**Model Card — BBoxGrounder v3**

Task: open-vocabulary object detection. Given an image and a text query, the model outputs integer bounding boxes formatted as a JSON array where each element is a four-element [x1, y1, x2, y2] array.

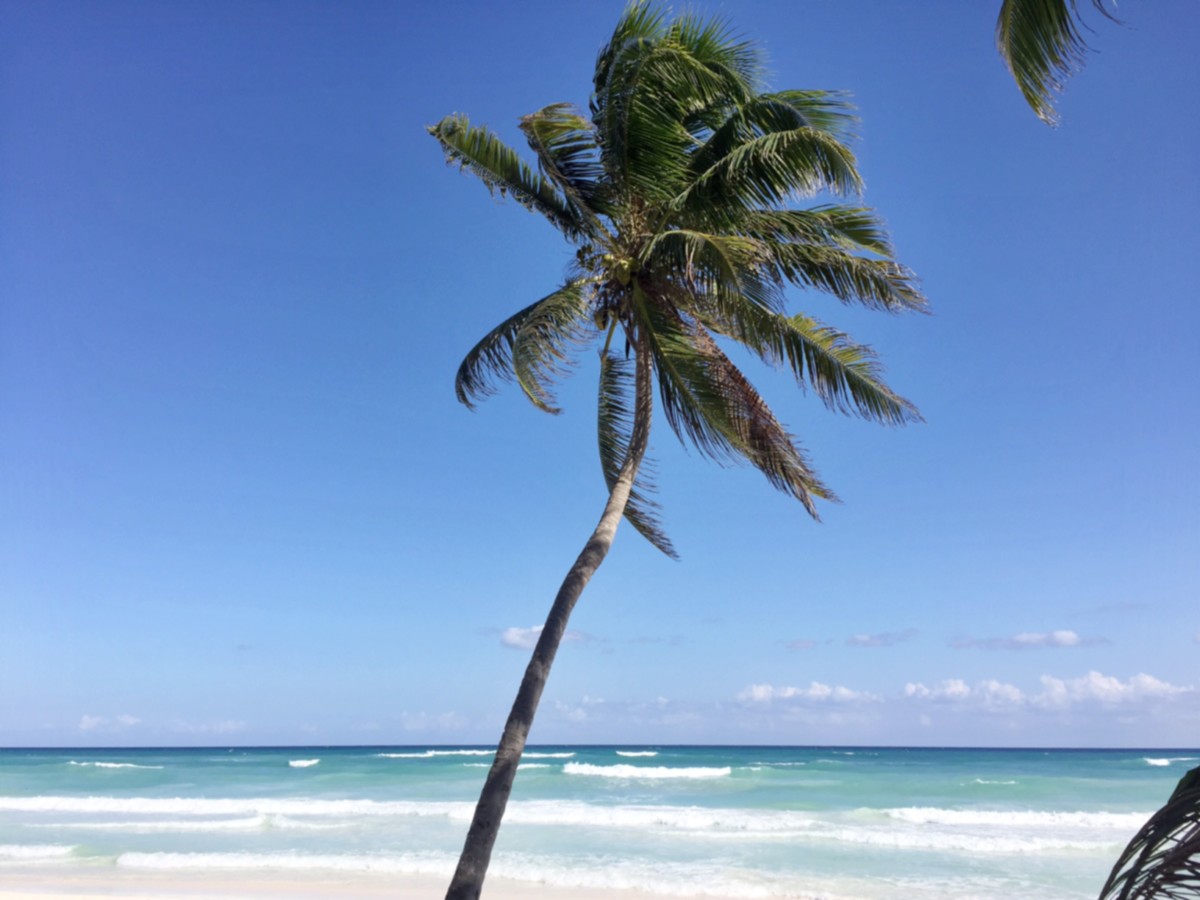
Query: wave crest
[[563, 763, 731, 780]]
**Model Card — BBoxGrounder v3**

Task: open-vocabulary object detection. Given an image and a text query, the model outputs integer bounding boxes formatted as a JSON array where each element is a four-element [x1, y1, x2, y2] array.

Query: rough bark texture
[[445, 339, 653, 900]]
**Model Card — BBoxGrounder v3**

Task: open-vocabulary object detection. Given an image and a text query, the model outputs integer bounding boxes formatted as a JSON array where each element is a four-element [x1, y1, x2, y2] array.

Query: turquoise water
[[0, 746, 1195, 898]]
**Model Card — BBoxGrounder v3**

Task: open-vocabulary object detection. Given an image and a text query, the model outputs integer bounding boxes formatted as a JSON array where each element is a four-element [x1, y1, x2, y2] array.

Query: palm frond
[[741, 206, 894, 257], [672, 127, 863, 222], [594, 6, 762, 205], [996, 0, 1119, 126], [688, 91, 857, 178], [429, 114, 585, 239], [456, 280, 593, 413], [598, 351, 677, 558], [593, 1, 666, 104], [643, 229, 763, 291], [763, 241, 927, 313], [1098, 766, 1200, 900], [666, 10, 761, 89], [519, 104, 610, 226], [600, 43, 755, 203], [764, 90, 859, 142], [637, 289, 834, 517], [702, 301, 921, 426]]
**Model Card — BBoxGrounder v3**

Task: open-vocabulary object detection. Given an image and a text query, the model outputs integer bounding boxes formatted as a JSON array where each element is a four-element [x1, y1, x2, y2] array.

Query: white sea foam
[[517, 763, 551, 770], [1144, 757, 1197, 766], [0, 844, 76, 860], [883, 807, 1148, 830], [288, 759, 320, 768], [0, 795, 474, 820], [502, 800, 817, 833], [111, 847, 906, 897], [805, 825, 1115, 854], [969, 778, 1018, 785], [68, 761, 163, 770], [564, 763, 731, 780], [34, 816, 271, 833], [376, 749, 493, 759], [523, 752, 575, 759], [117, 850, 450, 875], [615, 750, 659, 757]]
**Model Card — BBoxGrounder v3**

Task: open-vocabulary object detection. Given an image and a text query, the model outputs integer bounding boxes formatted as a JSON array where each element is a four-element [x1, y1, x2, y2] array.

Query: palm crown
[[430, 3, 926, 558]]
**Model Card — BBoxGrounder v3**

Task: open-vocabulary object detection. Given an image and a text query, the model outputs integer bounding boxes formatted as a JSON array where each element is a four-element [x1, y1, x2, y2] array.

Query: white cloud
[[115, 714, 141, 727], [501, 625, 583, 650], [78, 714, 106, 731], [906, 671, 1191, 714], [1034, 671, 1191, 708], [952, 629, 1105, 650], [904, 678, 974, 701], [501, 626, 542, 649], [738, 682, 876, 704], [846, 629, 916, 648]]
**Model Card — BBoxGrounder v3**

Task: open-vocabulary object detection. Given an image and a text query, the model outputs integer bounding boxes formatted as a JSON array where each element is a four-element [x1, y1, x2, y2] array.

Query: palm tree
[[996, 0, 1119, 125], [1098, 765, 1200, 899], [429, 4, 926, 897]]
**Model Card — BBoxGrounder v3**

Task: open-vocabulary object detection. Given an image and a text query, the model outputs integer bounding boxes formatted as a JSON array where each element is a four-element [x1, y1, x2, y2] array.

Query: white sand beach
[[0, 871, 647, 900]]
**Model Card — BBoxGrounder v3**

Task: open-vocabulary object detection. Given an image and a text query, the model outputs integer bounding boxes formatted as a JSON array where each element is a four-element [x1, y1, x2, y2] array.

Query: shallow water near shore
[[1, 745, 1195, 898]]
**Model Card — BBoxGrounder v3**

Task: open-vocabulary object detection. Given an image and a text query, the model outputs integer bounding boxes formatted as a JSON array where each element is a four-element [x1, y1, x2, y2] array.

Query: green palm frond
[[996, 0, 1119, 126], [456, 281, 593, 413], [741, 207, 893, 257], [592, 1, 666, 102], [1098, 766, 1200, 899], [429, 114, 585, 239], [764, 90, 859, 142], [439, 1, 926, 551], [598, 351, 677, 558], [638, 289, 833, 517], [703, 301, 920, 426], [673, 127, 863, 221], [643, 229, 763, 291], [763, 241, 927, 313], [601, 45, 751, 202], [594, 8, 760, 203], [665, 11, 760, 90], [519, 104, 609, 224], [688, 91, 857, 178]]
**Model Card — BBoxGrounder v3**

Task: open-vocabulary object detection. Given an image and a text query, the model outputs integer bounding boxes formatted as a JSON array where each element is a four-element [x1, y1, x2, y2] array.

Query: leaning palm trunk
[[445, 341, 653, 900], [433, 6, 927, 896]]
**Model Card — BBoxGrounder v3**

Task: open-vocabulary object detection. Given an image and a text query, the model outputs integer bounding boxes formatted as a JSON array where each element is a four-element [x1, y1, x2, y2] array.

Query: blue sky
[[2, 1, 1196, 749]]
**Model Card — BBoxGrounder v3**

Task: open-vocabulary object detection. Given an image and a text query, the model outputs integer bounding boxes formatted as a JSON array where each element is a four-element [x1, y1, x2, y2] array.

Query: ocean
[[0, 745, 1195, 898]]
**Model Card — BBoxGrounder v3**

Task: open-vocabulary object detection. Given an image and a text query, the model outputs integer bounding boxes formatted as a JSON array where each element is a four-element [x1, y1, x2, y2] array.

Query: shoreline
[[0, 871, 649, 900]]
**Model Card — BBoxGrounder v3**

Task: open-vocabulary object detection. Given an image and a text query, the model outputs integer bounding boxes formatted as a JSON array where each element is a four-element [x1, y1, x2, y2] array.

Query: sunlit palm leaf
[[638, 289, 833, 517], [741, 207, 893, 257], [598, 352, 677, 558], [643, 229, 763, 291], [701, 300, 920, 426], [519, 104, 609, 223], [455, 281, 592, 413], [996, 0, 1118, 126], [688, 91, 857, 179], [673, 127, 863, 220], [429, 114, 585, 239], [1098, 766, 1200, 900], [763, 241, 927, 312]]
